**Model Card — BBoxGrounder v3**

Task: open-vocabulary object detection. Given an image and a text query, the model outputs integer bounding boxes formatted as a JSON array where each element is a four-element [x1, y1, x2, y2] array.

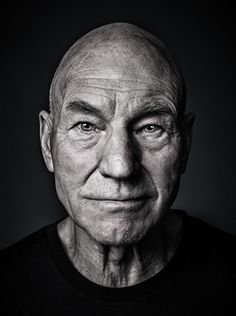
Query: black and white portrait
[[0, 2, 235, 315]]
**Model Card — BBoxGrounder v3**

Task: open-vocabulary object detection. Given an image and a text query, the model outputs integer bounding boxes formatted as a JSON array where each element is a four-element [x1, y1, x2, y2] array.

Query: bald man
[[0, 23, 235, 315]]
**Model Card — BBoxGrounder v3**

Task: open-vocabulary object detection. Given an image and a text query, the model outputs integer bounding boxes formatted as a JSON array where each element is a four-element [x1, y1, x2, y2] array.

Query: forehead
[[55, 38, 179, 117], [61, 37, 169, 85], [60, 75, 177, 120]]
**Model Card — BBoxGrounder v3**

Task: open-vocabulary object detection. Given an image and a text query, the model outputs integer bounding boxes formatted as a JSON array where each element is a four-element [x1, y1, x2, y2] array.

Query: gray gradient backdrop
[[1, 1, 235, 249]]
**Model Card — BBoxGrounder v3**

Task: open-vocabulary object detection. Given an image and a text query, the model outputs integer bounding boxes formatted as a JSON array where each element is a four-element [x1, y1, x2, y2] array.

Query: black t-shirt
[[0, 211, 235, 315]]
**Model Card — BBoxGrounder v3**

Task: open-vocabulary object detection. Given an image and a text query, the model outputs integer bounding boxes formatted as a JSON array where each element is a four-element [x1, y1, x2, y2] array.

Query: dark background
[[1, 1, 235, 249]]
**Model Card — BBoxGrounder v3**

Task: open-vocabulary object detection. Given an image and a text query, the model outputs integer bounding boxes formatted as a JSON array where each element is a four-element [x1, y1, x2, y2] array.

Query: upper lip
[[85, 195, 150, 201]]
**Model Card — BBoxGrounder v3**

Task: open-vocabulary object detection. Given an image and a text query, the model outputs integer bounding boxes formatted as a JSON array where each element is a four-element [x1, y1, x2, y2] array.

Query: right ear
[[39, 110, 54, 172]]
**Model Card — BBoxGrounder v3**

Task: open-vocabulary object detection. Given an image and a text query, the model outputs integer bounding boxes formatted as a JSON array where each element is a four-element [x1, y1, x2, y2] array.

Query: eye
[[80, 122, 93, 131], [141, 124, 164, 137], [143, 124, 162, 133], [76, 122, 98, 133], [134, 123, 164, 139]]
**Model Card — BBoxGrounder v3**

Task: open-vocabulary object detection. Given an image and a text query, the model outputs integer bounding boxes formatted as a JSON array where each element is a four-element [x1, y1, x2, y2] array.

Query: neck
[[57, 211, 182, 287]]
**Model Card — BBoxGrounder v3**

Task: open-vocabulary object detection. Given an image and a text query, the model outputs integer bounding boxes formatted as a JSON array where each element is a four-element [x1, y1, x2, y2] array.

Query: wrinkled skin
[[40, 23, 194, 287]]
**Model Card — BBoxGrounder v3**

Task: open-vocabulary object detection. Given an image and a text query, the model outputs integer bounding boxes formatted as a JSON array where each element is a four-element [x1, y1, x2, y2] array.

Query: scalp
[[49, 23, 186, 119]]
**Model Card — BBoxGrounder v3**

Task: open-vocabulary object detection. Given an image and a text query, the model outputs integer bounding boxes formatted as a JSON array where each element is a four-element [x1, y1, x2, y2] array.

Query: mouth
[[85, 195, 151, 202], [84, 195, 152, 212]]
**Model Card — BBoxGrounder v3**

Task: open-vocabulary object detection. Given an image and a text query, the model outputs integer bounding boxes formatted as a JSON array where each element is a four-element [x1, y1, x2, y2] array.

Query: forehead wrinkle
[[60, 75, 178, 94], [54, 79, 179, 125], [63, 69, 169, 85], [54, 37, 177, 104], [64, 76, 160, 87], [63, 89, 114, 104], [60, 77, 179, 122], [65, 84, 156, 93], [64, 97, 116, 120], [127, 95, 177, 118], [61, 89, 118, 123], [107, 93, 178, 124]]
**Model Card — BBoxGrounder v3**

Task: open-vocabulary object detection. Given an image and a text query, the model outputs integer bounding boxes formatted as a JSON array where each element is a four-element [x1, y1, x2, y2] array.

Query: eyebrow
[[131, 103, 177, 122], [65, 99, 177, 121], [65, 100, 104, 118]]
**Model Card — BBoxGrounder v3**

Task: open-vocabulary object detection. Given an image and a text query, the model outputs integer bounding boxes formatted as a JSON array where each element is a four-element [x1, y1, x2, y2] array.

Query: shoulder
[[173, 209, 236, 276], [174, 209, 236, 284], [1, 225, 49, 258], [0, 223, 57, 284], [0, 223, 59, 313], [175, 209, 235, 245], [170, 210, 236, 311]]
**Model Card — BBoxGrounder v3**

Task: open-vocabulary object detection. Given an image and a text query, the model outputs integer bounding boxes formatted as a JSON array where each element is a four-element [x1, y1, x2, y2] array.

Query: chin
[[88, 218, 154, 246]]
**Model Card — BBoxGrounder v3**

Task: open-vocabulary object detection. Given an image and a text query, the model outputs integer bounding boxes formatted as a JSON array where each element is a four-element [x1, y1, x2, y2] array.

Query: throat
[[100, 249, 167, 287], [98, 245, 152, 287]]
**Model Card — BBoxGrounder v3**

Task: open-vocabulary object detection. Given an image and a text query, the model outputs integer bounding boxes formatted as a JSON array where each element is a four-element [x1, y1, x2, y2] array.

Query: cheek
[[53, 133, 99, 178], [51, 134, 100, 207], [143, 142, 181, 195]]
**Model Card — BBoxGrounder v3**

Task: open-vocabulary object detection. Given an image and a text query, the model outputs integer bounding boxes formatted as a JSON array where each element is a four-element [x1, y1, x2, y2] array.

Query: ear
[[180, 112, 195, 174], [39, 110, 54, 173]]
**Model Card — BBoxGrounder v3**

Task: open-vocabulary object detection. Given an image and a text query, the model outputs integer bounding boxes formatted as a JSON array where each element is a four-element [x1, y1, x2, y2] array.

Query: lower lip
[[86, 199, 147, 212]]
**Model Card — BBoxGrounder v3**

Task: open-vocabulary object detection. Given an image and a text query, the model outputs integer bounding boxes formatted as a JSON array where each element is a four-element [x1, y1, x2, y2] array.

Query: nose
[[99, 130, 137, 180]]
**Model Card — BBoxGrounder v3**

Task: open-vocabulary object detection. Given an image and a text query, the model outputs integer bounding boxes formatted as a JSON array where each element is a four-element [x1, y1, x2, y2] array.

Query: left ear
[[180, 112, 195, 174]]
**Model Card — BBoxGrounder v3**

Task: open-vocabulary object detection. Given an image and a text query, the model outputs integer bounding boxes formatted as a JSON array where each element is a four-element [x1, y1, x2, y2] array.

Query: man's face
[[42, 42, 187, 246]]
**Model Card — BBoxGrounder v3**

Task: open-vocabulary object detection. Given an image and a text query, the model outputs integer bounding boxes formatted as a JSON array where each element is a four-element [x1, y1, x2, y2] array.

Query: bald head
[[49, 23, 186, 118]]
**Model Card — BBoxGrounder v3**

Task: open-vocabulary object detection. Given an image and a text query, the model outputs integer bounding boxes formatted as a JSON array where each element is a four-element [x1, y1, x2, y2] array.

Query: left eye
[[143, 124, 162, 133], [77, 122, 96, 132]]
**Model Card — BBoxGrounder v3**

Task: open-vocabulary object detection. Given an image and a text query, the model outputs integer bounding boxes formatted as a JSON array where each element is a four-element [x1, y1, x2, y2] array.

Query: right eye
[[75, 122, 98, 133]]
